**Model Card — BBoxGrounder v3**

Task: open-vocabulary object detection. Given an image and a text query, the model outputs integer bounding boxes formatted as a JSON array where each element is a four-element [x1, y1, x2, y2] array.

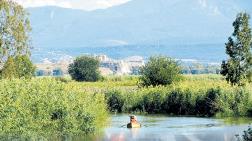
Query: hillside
[[28, 0, 252, 62]]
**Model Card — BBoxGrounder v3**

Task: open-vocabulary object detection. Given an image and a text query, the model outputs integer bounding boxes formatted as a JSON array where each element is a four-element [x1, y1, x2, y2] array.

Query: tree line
[[0, 0, 251, 87]]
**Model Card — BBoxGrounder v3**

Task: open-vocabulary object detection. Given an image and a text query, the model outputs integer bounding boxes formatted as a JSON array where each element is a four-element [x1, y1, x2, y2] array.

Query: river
[[83, 114, 251, 141]]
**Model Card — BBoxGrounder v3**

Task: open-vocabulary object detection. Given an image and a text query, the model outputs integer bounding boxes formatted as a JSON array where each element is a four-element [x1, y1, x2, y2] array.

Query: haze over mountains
[[28, 0, 252, 63]]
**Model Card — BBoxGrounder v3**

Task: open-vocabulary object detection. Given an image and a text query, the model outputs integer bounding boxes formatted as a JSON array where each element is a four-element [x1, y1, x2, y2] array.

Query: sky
[[13, 0, 131, 11]]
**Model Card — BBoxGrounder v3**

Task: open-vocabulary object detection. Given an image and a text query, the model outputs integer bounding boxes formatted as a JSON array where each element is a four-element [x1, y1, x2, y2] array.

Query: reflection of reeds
[[236, 126, 252, 141]]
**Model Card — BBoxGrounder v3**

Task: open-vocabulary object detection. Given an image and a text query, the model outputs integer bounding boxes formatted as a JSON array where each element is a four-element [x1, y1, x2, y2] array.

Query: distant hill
[[28, 0, 252, 62]]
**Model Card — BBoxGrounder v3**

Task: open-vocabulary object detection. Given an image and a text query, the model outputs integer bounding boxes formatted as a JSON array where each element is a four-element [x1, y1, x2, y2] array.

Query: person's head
[[130, 115, 137, 121]]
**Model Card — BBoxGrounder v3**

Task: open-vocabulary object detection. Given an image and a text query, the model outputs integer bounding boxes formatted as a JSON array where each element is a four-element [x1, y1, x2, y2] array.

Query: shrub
[[142, 89, 165, 113], [0, 57, 17, 79], [0, 55, 35, 79], [0, 79, 108, 137], [217, 88, 250, 117], [139, 56, 182, 87], [163, 89, 196, 115], [230, 89, 249, 116], [68, 56, 101, 82], [14, 55, 36, 79], [105, 90, 125, 113], [122, 91, 142, 112], [195, 88, 222, 117]]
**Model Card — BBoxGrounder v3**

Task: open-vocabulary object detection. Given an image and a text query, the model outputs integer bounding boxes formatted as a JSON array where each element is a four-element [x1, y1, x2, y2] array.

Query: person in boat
[[127, 115, 141, 128]]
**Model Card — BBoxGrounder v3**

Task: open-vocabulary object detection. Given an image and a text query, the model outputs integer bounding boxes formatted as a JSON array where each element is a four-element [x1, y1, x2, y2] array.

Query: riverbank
[[0, 74, 251, 137], [83, 74, 252, 117]]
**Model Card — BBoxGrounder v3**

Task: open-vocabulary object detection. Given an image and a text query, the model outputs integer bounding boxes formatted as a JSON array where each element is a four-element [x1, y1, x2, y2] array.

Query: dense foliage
[[104, 75, 252, 117], [0, 57, 17, 79], [0, 55, 35, 79], [64, 74, 252, 117], [140, 56, 182, 87], [105, 90, 125, 113], [221, 12, 252, 86], [14, 55, 35, 79], [0, 78, 108, 137], [0, 0, 31, 65], [68, 56, 101, 82]]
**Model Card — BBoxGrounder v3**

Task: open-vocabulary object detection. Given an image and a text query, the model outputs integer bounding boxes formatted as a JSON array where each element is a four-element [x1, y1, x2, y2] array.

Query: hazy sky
[[13, 0, 131, 10]]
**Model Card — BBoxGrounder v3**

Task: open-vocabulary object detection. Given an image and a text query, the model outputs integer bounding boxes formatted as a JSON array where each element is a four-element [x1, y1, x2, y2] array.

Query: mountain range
[[28, 0, 252, 62]]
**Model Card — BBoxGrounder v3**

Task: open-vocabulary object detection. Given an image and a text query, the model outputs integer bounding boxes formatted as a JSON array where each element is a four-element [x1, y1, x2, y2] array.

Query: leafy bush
[[68, 56, 101, 82], [0, 57, 17, 79], [15, 55, 36, 79], [195, 88, 221, 117], [139, 56, 182, 87], [141, 89, 165, 113], [105, 90, 125, 113], [163, 89, 196, 115], [0, 79, 108, 137], [0, 55, 35, 79]]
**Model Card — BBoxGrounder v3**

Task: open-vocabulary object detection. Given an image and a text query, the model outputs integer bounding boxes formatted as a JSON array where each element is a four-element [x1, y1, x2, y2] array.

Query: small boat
[[127, 115, 141, 128]]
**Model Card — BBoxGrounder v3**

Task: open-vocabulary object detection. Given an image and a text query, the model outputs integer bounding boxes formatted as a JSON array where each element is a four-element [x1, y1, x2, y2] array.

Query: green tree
[[0, 55, 35, 79], [15, 55, 35, 79], [0, 0, 31, 65], [140, 56, 182, 87], [221, 12, 252, 86], [68, 56, 101, 82], [0, 57, 17, 79]]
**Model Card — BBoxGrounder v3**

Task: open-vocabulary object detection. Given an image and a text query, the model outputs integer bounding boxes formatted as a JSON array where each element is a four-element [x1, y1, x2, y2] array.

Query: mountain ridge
[[28, 0, 252, 62], [28, 0, 252, 49]]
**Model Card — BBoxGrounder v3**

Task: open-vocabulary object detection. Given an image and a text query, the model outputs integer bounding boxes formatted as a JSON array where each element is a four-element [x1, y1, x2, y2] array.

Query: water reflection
[[1, 115, 251, 141], [100, 114, 251, 141], [103, 128, 140, 141]]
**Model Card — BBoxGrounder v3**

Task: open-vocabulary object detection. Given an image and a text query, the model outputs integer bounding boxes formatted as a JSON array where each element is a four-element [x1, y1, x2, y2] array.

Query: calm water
[[86, 114, 251, 141]]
